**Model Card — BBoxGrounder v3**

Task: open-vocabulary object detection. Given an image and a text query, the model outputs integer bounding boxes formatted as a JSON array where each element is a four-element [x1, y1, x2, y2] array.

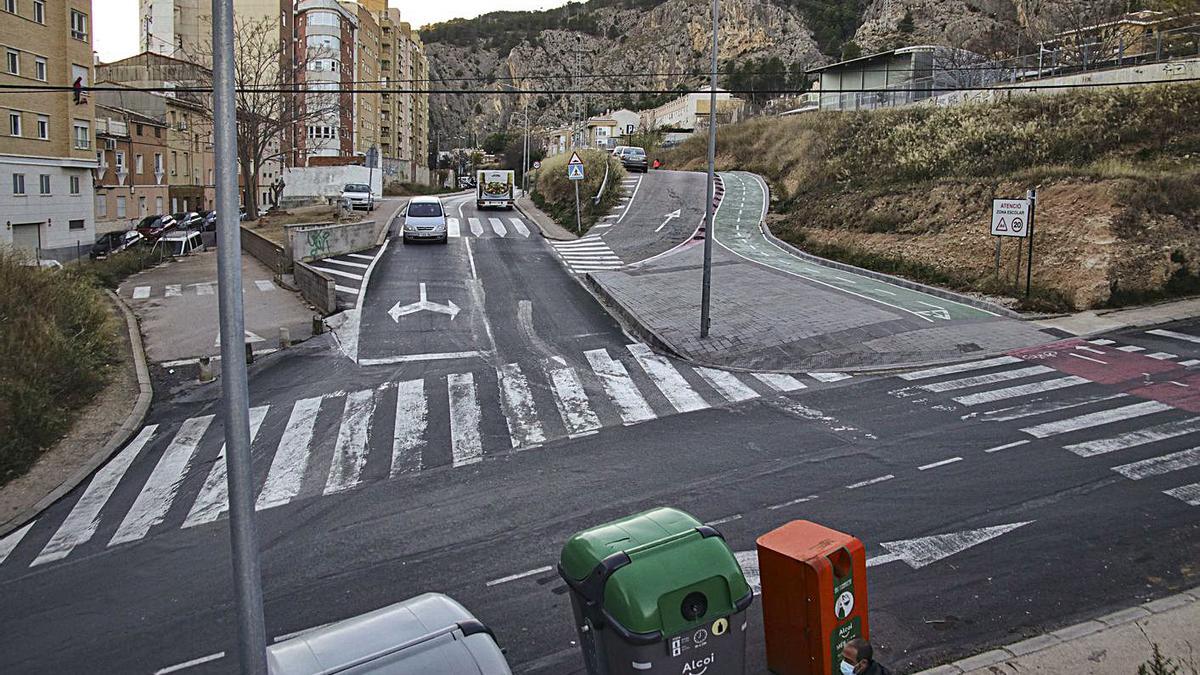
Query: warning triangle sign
[[995, 218, 1008, 232]]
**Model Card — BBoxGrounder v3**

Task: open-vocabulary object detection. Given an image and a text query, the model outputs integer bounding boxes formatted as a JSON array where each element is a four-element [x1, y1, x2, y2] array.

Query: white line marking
[[952, 376, 1090, 406], [1180, 359, 1200, 367], [110, 415, 215, 546], [1113, 447, 1200, 480], [310, 266, 364, 281], [695, 367, 759, 402], [324, 389, 376, 494], [767, 495, 818, 510], [347, 253, 376, 261], [1087, 338, 1116, 345], [465, 236, 479, 280], [808, 372, 852, 383], [1069, 353, 1108, 365], [874, 289, 897, 296], [1116, 345, 1145, 352], [448, 372, 483, 467], [1020, 401, 1175, 438], [257, 397, 322, 510], [154, 652, 225, 674], [1065, 417, 1200, 457], [585, 348, 656, 425], [628, 344, 708, 413], [165, 284, 181, 297], [321, 258, 370, 270], [1147, 352, 1178, 360], [705, 514, 743, 526], [0, 520, 36, 566], [978, 392, 1128, 422], [546, 358, 602, 437], [132, 285, 151, 299], [1075, 345, 1106, 354], [898, 356, 1023, 381], [1147, 329, 1200, 345], [391, 379, 427, 476], [752, 373, 807, 392], [183, 407, 270, 528], [846, 474, 894, 489], [254, 279, 276, 292], [498, 363, 547, 449], [358, 351, 482, 366], [1164, 483, 1200, 506], [486, 565, 554, 587], [468, 217, 484, 237], [510, 217, 530, 237], [446, 217, 461, 238], [985, 440, 1030, 453], [489, 217, 508, 237], [918, 456, 963, 471], [335, 284, 360, 295], [921, 366, 1054, 392], [194, 282, 214, 295]]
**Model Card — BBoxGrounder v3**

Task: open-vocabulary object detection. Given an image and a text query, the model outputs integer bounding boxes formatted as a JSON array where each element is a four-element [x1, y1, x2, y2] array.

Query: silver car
[[402, 196, 448, 244]]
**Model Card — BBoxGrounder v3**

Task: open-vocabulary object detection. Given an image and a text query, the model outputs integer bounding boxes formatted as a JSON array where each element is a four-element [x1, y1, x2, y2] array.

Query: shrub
[[532, 150, 626, 232]]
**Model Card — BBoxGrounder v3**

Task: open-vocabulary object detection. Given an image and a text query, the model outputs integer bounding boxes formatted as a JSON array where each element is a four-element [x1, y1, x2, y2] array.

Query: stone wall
[[294, 261, 338, 315], [290, 219, 384, 263], [240, 225, 290, 274], [281, 165, 382, 202]]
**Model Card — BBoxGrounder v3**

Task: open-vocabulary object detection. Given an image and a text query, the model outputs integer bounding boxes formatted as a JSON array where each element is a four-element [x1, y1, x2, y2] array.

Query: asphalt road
[[0, 185, 1198, 674]]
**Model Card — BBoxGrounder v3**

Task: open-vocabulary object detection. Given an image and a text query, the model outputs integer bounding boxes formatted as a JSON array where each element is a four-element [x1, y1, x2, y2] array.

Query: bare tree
[[185, 17, 340, 220]]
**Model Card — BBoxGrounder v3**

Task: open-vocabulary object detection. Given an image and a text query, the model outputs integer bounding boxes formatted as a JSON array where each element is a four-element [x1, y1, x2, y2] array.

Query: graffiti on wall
[[306, 230, 332, 259]]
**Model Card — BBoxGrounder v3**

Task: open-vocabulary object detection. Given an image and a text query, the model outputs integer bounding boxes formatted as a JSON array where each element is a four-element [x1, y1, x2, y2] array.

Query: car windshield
[[626, 148, 646, 157], [408, 202, 442, 218], [344, 184, 370, 193], [138, 216, 160, 228]]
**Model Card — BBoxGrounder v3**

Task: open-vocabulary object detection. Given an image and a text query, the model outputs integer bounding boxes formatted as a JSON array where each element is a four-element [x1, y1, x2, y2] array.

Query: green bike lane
[[714, 171, 999, 323]]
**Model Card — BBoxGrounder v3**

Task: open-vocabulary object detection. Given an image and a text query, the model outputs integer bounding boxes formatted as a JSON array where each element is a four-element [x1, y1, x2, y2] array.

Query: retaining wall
[[294, 261, 337, 315], [240, 225, 290, 274], [290, 219, 382, 263]]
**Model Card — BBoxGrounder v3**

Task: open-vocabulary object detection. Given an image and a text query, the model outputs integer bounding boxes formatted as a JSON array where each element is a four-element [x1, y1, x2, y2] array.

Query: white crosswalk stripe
[[0, 521, 35, 566], [1164, 483, 1200, 506], [753, 373, 807, 392], [809, 372, 852, 383], [391, 379, 427, 476], [469, 218, 484, 237], [897, 356, 1023, 381], [1065, 417, 1200, 457], [977, 392, 1128, 422], [1116, 345, 1145, 352], [509, 218, 530, 237], [254, 280, 276, 292], [448, 372, 483, 467], [324, 390, 377, 494], [310, 266, 364, 281], [110, 415, 215, 546], [1112, 447, 1200, 480], [257, 397, 322, 510], [133, 285, 151, 299], [165, 284, 182, 297], [446, 217, 461, 238], [183, 407, 270, 528], [1146, 329, 1200, 345], [498, 363, 547, 448], [584, 348, 656, 425], [489, 217, 508, 236], [628, 344, 708, 413], [1020, 400, 1175, 439], [952, 375, 1090, 406], [1146, 352, 1178, 360], [921, 366, 1055, 392], [695, 367, 759, 402], [551, 236, 624, 273], [546, 357, 602, 437]]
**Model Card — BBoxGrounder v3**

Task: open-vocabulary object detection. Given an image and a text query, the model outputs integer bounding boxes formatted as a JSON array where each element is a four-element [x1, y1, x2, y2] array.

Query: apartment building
[[0, 0, 97, 261], [293, 0, 356, 163], [140, 0, 290, 61], [379, 10, 430, 184], [93, 104, 170, 234], [342, 0, 381, 161]]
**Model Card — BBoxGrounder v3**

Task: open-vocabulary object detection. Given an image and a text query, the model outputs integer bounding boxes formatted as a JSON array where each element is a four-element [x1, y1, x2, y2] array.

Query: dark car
[[89, 230, 145, 259], [172, 211, 204, 230], [135, 214, 177, 243], [199, 210, 217, 231], [619, 146, 648, 173]]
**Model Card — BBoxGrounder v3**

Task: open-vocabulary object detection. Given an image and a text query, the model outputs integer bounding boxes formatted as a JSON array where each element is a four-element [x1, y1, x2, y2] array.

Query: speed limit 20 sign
[[991, 199, 1030, 237]]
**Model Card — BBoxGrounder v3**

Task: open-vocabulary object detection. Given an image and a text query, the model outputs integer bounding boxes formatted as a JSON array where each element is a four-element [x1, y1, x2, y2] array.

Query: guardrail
[[592, 155, 610, 206]]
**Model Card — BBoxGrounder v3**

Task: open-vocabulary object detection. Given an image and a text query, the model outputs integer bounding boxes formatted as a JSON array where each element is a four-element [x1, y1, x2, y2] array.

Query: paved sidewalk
[[1037, 297, 1200, 336], [918, 586, 1200, 675]]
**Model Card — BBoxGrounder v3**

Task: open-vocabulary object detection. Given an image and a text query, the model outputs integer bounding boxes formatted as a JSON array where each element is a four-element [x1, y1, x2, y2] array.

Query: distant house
[[806, 45, 996, 112], [1038, 10, 1200, 70], [639, 87, 746, 133]]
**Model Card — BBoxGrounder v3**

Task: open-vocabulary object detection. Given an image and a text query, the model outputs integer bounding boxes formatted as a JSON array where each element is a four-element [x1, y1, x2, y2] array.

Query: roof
[[806, 45, 945, 74], [409, 195, 442, 204]]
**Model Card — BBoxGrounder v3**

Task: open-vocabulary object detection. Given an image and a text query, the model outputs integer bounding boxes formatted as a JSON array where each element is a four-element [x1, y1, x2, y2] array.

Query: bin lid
[[559, 507, 751, 638], [266, 593, 511, 675]]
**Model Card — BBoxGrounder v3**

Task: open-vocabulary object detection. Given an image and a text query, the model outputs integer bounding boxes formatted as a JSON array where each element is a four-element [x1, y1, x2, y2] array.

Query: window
[[138, 196, 146, 216], [306, 35, 341, 53], [33, 0, 43, 24], [154, 153, 163, 174], [73, 121, 89, 149], [307, 10, 339, 27], [69, 219, 84, 230], [170, 151, 177, 174], [69, 175, 80, 194], [3, 0, 14, 15], [36, 115, 47, 139], [8, 111, 20, 136], [6, 49, 18, 75], [154, 126, 161, 138], [136, 123, 143, 136], [12, 173, 25, 195], [95, 194, 106, 218], [116, 195, 126, 218], [38, 174, 49, 194], [70, 10, 88, 41], [157, 196, 164, 214], [135, 154, 143, 174], [114, 151, 125, 171], [34, 57, 45, 81]]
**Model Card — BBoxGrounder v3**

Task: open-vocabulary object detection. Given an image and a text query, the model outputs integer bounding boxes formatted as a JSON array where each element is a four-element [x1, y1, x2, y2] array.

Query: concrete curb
[[376, 201, 405, 247], [0, 290, 154, 538], [582, 273, 686, 359], [515, 195, 577, 241], [914, 586, 1200, 674]]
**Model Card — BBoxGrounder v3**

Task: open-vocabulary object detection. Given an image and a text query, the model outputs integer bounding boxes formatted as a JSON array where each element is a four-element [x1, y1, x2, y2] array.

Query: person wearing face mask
[[841, 638, 891, 675]]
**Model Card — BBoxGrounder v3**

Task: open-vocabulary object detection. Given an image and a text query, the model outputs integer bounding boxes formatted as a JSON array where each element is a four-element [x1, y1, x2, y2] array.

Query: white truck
[[475, 169, 515, 210]]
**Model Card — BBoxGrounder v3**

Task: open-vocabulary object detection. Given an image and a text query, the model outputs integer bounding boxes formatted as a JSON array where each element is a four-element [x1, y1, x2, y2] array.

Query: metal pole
[[1025, 188, 1036, 298], [211, 1, 268, 672], [573, 180, 581, 234], [994, 237, 1000, 278], [522, 101, 529, 195], [699, 0, 719, 338]]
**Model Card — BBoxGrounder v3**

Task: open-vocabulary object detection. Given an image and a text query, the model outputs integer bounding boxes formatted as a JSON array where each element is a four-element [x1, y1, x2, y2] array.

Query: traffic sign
[[567, 152, 584, 166], [991, 198, 1030, 237], [567, 163, 585, 181], [532, 160, 541, 169]]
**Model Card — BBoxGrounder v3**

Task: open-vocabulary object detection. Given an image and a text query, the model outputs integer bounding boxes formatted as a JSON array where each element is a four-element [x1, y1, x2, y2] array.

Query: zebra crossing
[[445, 216, 534, 239], [125, 279, 279, 300], [0, 347, 850, 570], [894, 329, 1200, 508], [309, 248, 382, 305], [550, 235, 624, 274]]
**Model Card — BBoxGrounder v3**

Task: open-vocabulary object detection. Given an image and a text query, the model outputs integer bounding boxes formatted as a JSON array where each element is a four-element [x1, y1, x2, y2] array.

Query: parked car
[[618, 146, 648, 173], [90, 230, 145, 259], [199, 210, 218, 231], [135, 214, 177, 243], [401, 196, 448, 244], [610, 145, 630, 157], [153, 230, 205, 257], [341, 183, 375, 211], [172, 211, 204, 230]]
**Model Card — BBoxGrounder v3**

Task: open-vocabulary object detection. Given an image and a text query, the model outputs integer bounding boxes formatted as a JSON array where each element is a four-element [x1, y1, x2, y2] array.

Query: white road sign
[[567, 152, 584, 166], [991, 198, 1030, 237]]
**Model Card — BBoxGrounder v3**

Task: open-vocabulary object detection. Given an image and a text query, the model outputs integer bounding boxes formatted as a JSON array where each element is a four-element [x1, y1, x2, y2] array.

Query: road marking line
[[165, 284, 181, 297], [921, 366, 1055, 392], [846, 474, 894, 489], [767, 495, 818, 510], [558, 253, 622, 261], [1113, 447, 1200, 480], [585, 348, 657, 425], [752, 373, 807, 392], [0, 520, 36, 566], [918, 456, 963, 471], [1164, 482, 1200, 506], [1088, 338, 1116, 345], [616, 174, 644, 224], [389, 379, 429, 476], [324, 389, 377, 494], [1147, 329, 1200, 344], [359, 351, 482, 366], [468, 217, 485, 237], [194, 282, 214, 295], [33, 426, 158, 565], [1075, 345, 1106, 354], [898, 356, 1023, 380], [546, 357, 602, 437], [489, 217, 508, 237], [321, 258, 370, 270], [952, 375, 1090, 406], [978, 392, 1128, 422], [254, 280, 276, 292], [132, 285, 151, 299], [448, 372, 483, 467], [257, 397, 323, 510], [1116, 345, 1145, 352], [446, 217, 461, 238], [1020, 401, 1174, 438], [184, 407, 270, 528], [510, 217, 530, 237], [347, 253, 376, 261], [1069, 353, 1108, 365], [1065, 417, 1200, 457], [110, 415, 215, 546], [335, 284, 360, 295], [486, 565, 554, 587], [873, 289, 897, 296], [465, 236, 479, 280], [1147, 352, 1178, 360], [808, 372, 852, 383], [628, 344, 708, 413], [985, 440, 1030, 453], [498, 363, 547, 449], [705, 514, 743, 526], [695, 367, 759, 403], [154, 652, 225, 674], [310, 266, 364, 281], [1180, 359, 1200, 367]]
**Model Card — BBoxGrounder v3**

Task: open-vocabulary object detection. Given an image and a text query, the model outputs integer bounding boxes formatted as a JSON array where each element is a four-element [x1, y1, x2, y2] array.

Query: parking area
[[118, 249, 317, 365]]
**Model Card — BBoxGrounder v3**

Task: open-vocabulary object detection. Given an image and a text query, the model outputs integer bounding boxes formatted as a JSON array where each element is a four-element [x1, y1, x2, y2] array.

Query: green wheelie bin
[[558, 507, 753, 675]]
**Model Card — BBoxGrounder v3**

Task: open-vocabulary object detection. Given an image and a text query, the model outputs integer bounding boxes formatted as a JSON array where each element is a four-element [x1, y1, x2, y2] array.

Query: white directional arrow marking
[[388, 283, 461, 322], [214, 330, 266, 347], [655, 209, 682, 233], [734, 520, 1033, 594]]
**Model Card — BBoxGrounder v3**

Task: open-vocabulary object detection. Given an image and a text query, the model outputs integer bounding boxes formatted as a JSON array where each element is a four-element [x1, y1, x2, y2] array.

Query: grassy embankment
[[664, 84, 1200, 312], [531, 150, 627, 233]]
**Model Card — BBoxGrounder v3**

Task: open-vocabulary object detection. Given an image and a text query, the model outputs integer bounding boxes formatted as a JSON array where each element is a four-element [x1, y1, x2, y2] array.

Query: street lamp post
[[699, 0, 719, 338]]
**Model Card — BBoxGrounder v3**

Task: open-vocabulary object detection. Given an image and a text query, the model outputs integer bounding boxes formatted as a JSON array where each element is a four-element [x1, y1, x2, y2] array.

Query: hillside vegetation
[[664, 84, 1200, 310], [532, 150, 627, 232]]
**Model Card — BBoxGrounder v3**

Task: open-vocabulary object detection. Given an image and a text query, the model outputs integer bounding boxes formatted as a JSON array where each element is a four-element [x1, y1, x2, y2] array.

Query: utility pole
[[211, 0, 267, 672], [522, 98, 530, 195], [699, 0, 720, 338]]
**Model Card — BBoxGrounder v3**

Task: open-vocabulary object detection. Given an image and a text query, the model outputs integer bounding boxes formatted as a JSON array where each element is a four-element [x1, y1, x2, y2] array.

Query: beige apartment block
[[378, 8, 429, 185], [94, 104, 170, 234], [0, 0, 98, 261], [343, 0, 381, 160]]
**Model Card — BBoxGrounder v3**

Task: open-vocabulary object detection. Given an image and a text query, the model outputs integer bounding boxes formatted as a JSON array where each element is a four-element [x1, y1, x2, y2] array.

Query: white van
[[402, 196, 448, 244], [155, 230, 205, 257]]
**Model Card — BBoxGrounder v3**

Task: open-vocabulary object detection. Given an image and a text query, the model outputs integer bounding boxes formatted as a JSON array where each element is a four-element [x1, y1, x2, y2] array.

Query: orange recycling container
[[756, 520, 869, 675]]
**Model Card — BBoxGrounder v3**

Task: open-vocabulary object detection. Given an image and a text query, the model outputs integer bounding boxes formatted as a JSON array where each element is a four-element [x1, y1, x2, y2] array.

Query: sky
[[94, 0, 574, 63]]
